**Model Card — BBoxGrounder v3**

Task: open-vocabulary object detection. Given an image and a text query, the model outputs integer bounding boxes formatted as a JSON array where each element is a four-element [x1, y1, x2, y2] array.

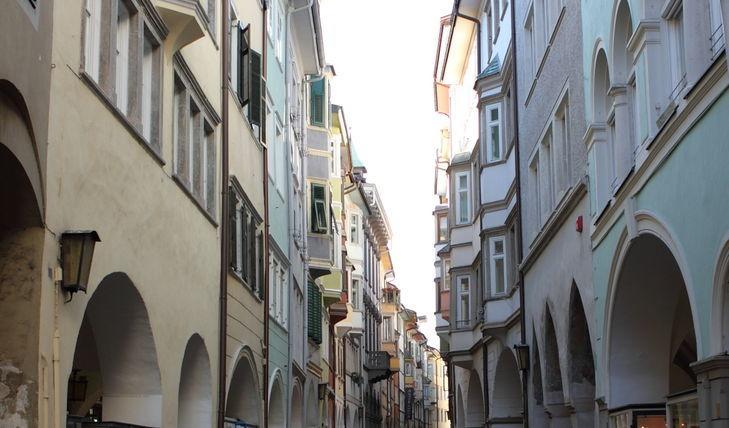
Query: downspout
[[509, 1, 529, 426], [218, 0, 230, 426], [262, 2, 270, 428]]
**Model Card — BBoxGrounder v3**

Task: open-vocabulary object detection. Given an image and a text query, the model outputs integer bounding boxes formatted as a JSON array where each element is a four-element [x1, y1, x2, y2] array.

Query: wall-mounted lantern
[[514, 343, 530, 372], [60, 231, 100, 294]]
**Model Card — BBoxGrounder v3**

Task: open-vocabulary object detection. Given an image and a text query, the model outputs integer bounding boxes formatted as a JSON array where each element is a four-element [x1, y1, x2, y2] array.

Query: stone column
[[609, 85, 632, 192], [692, 354, 729, 427], [545, 403, 572, 428], [570, 397, 596, 428]]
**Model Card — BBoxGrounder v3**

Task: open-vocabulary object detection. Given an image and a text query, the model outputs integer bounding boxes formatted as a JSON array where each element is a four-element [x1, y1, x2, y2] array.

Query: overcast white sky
[[320, 0, 452, 346]]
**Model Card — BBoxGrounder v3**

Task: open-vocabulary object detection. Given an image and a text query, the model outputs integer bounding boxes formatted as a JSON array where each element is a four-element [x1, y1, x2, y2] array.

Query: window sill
[[172, 174, 218, 227], [483, 157, 508, 168], [229, 268, 263, 302], [268, 314, 288, 332], [228, 85, 264, 149], [79, 71, 165, 167]]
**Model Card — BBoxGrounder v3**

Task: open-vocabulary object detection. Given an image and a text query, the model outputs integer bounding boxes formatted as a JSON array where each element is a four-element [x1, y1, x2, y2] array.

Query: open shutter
[[257, 232, 265, 299], [238, 25, 250, 106], [307, 281, 322, 344], [229, 189, 237, 269], [249, 218, 256, 288], [310, 78, 324, 126], [248, 50, 262, 127]]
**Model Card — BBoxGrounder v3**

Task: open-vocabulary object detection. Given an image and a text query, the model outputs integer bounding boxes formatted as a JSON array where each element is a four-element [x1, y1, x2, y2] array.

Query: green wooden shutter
[[308, 281, 322, 344], [310, 78, 324, 126], [238, 25, 250, 106], [249, 51, 262, 127]]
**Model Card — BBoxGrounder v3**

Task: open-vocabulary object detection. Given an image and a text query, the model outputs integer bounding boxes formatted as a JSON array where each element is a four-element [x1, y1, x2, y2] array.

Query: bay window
[[437, 213, 448, 242], [350, 214, 360, 244]]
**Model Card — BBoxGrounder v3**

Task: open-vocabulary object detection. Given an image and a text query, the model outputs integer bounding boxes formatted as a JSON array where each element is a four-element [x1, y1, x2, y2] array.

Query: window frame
[[311, 182, 328, 234], [456, 275, 471, 327], [455, 171, 471, 225], [484, 103, 504, 163], [489, 236, 507, 296]]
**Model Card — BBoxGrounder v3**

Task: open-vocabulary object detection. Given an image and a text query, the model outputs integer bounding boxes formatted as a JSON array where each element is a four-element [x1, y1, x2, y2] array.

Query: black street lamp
[[514, 343, 530, 372], [60, 231, 100, 294]]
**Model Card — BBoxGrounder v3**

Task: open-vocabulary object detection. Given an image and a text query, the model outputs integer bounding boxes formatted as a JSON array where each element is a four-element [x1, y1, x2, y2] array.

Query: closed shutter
[[308, 281, 322, 344], [229, 189, 237, 269], [248, 51, 262, 127], [310, 78, 324, 126]]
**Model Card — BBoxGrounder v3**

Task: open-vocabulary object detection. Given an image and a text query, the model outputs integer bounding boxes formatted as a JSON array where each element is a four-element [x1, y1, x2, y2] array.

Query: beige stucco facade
[[1, 0, 266, 426]]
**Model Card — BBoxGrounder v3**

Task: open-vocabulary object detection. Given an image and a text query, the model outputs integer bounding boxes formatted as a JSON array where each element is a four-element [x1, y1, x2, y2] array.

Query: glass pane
[[490, 125, 500, 159], [669, 397, 698, 428], [490, 107, 499, 121], [458, 174, 467, 189], [495, 259, 505, 293], [494, 239, 504, 255]]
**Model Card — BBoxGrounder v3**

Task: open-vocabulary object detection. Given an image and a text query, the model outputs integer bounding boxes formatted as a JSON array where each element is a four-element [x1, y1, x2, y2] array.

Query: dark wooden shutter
[[241, 210, 248, 280], [249, 218, 257, 288], [257, 232, 264, 299], [27, 0, 37, 9], [238, 25, 250, 106], [229, 189, 238, 269], [310, 79, 324, 126], [248, 50, 262, 127]]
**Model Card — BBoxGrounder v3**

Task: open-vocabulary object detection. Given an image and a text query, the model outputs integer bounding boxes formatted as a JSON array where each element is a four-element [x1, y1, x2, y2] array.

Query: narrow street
[[1, 1, 728, 427]]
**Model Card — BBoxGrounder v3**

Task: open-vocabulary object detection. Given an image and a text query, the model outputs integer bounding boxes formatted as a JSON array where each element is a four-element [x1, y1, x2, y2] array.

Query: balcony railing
[[365, 351, 390, 371]]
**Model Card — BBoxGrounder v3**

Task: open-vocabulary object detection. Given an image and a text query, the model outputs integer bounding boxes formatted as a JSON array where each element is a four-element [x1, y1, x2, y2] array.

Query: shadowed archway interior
[[269, 375, 285, 428], [68, 273, 162, 427], [178, 334, 213, 428], [226, 352, 260, 425], [608, 234, 697, 408], [491, 349, 523, 419]]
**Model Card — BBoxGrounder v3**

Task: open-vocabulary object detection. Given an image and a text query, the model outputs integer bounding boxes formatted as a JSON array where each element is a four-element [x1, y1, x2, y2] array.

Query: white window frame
[[115, 1, 131, 114], [666, 3, 686, 99], [456, 275, 470, 327], [525, 5, 537, 79], [455, 171, 470, 225], [83, 0, 102, 81], [710, 0, 725, 57], [489, 236, 507, 296], [443, 260, 451, 291], [484, 103, 503, 163], [350, 214, 360, 244], [352, 278, 360, 310]]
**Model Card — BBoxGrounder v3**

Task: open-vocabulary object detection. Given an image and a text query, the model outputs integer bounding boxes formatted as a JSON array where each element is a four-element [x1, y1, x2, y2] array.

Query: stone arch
[[711, 236, 729, 354], [0, 80, 44, 428], [530, 328, 548, 427], [567, 283, 596, 425], [592, 48, 612, 123], [291, 379, 304, 428], [177, 334, 213, 428], [67, 272, 162, 427], [491, 348, 523, 419], [305, 379, 319, 428], [465, 370, 484, 427], [268, 370, 285, 428], [610, 0, 634, 85], [456, 385, 465, 428], [543, 305, 565, 406], [226, 346, 261, 425], [606, 231, 697, 410]]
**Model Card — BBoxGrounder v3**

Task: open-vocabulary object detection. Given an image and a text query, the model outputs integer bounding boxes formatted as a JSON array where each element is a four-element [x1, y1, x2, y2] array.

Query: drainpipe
[[218, 0, 231, 426], [509, 0, 529, 426], [262, 2, 270, 428]]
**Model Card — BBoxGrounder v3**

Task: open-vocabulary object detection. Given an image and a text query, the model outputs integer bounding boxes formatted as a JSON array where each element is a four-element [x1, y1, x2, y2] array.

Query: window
[[141, 30, 160, 144], [350, 214, 360, 244], [554, 100, 570, 197], [310, 78, 325, 126], [83, 0, 102, 82], [540, 129, 555, 218], [455, 172, 470, 225], [489, 236, 506, 295], [383, 317, 393, 342], [115, 1, 132, 114], [493, 0, 501, 41], [711, 0, 725, 57], [529, 153, 541, 232], [485, 2, 493, 60], [173, 73, 217, 216], [437, 213, 448, 242], [352, 278, 360, 310], [667, 3, 686, 99], [230, 186, 262, 293], [508, 224, 518, 286], [311, 183, 328, 233], [525, 6, 536, 78], [484, 104, 503, 163], [269, 257, 288, 327], [443, 260, 451, 291], [456, 276, 470, 327]]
